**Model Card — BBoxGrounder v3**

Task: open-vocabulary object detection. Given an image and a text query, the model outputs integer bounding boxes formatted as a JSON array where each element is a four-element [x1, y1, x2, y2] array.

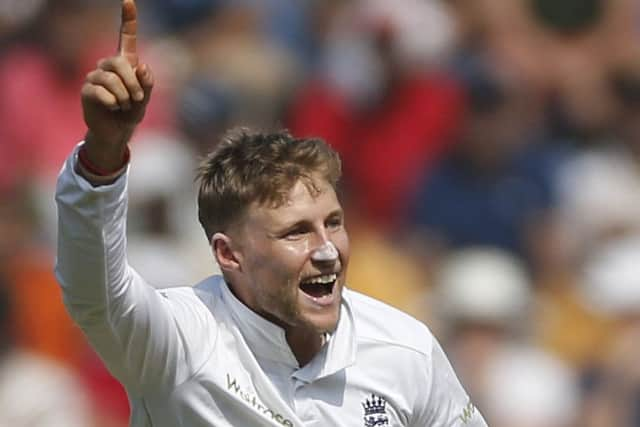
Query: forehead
[[246, 177, 341, 228]]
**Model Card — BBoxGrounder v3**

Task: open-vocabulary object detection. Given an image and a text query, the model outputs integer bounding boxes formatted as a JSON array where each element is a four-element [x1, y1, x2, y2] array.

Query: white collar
[[219, 279, 357, 381]]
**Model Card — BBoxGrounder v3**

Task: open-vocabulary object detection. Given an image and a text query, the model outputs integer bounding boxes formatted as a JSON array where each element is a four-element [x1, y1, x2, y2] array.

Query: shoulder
[[148, 276, 226, 368], [158, 275, 223, 300], [155, 275, 225, 326], [345, 288, 435, 357]]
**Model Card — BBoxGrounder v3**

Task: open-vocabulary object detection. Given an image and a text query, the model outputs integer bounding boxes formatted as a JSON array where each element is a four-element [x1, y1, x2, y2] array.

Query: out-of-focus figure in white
[[577, 235, 640, 427], [127, 133, 220, 288], [0, 279, 92, 427], [432, 247, 579, 427]]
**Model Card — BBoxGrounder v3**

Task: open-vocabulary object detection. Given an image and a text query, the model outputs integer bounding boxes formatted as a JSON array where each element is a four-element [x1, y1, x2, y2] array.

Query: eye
[[326, 215, 343, 231], [282, 226, 309, 240]]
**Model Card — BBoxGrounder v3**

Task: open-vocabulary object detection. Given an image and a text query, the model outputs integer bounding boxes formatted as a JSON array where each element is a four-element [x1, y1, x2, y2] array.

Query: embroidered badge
[[362, 393, 389, 426]]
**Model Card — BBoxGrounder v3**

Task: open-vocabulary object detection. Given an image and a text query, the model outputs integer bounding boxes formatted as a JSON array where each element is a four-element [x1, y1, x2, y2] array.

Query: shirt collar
[[219, 279, 357, 380], [294, 293, 357, 383]]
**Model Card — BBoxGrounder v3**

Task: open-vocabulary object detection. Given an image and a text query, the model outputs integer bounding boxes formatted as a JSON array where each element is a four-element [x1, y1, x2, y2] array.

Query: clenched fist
[[80, 0, 153, 172]]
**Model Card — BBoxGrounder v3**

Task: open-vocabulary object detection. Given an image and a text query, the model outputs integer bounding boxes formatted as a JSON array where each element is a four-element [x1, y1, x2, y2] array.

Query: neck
[[224, 281, 326, 366], [285, 327, 324, 366]]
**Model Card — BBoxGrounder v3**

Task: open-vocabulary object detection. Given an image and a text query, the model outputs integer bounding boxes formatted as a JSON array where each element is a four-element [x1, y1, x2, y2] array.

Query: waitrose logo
[[226, 373, 294, 427]]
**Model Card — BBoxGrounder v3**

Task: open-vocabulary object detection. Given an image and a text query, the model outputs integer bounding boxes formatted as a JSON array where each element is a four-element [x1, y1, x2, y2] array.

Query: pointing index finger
[[118, 0, 138, 67]]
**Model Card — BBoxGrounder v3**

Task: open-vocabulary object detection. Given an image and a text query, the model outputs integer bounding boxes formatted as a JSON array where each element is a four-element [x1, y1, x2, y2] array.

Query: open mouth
[[299, 273, 337, 299]]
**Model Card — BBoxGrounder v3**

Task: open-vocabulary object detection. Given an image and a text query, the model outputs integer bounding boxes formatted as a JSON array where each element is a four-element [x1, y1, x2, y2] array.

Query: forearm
[[55, 145, 195, 392], [55, 143, 130, 320]]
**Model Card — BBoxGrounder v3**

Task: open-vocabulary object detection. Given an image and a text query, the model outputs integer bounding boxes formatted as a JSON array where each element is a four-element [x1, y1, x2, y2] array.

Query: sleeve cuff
[[73, 142, 129, 187]]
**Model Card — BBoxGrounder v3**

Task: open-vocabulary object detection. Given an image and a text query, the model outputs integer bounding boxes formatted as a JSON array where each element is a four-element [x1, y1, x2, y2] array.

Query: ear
[[212, 232, 242, 273]]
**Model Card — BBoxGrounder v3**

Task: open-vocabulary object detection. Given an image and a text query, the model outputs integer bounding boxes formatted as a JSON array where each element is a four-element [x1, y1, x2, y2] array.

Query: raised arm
[[79, 0, 153, 182], [55, 0, 213, 396]]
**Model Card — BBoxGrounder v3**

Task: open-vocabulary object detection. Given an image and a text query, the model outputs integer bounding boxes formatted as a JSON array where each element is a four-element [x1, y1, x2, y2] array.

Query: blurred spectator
[[483, 345, 579, 427], [556, 67, 640, 262], [433, 248, 532, 390], [0, 0, 45, 46], [580, 235, 640, 317], [0, 275, 92, 426], [0, 0, 175, 196], [576, 236, 640, 427], [0, 0, 117, 191], [289, 0, 463, 230], [432, 247, 579, 426], [142, 0, 315, 65], [127, 132, 220, 287], [407, 58, 564, 270], [180, 3, 301, 129], [533, 265, 613, 372], [529, 0, 620, 146], [447, 0, 637, 147], [434, 248, 531, 332], [139, 0, 222, 36], [177, 77, 235, 155], [543, 68, 640, 374], [0, 187, 85, 367], [341, 203, 430, 322], [242, 0, 317, 70], [1, 182, 129, 427]]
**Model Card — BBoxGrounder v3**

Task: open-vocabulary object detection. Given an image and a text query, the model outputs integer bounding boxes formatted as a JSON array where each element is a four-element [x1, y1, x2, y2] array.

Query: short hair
[[196, 128, 342, 241]]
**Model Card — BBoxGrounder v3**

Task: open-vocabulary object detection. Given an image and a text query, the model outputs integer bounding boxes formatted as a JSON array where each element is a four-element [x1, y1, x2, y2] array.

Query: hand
[[80, 0, 154, 170]]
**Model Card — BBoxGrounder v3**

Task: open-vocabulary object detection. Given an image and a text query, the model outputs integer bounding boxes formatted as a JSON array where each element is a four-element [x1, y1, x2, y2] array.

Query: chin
[[301, 305, 341, 334]]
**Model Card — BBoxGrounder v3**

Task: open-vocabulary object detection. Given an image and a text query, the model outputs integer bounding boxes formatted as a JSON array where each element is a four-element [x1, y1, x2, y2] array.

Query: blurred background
[[1, 0, 640, 425]]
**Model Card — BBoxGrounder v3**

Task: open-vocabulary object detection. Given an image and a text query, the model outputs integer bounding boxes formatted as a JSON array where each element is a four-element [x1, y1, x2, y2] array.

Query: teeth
[[303, 274, 337, 285]]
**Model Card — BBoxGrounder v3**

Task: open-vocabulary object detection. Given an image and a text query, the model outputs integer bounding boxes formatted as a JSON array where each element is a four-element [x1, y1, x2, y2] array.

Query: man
[[55, 1, 486, 425]]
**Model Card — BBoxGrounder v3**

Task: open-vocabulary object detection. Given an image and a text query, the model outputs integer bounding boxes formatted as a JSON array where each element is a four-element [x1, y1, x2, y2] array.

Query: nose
[[311, 241, 339, 262]]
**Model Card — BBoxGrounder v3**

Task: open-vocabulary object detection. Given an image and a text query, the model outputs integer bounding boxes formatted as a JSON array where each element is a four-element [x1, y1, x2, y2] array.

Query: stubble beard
[[257, 277, 302, 329], [260, 277, 340, 335]]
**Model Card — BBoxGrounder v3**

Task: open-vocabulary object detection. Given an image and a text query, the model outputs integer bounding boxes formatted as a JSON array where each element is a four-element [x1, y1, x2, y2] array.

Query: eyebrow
[[271, 208, 344, 235], [326, 209, 344, 220]]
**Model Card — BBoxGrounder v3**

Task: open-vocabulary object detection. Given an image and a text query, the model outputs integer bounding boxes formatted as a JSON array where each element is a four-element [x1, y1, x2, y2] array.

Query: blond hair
[[196, 128, 342, 240]]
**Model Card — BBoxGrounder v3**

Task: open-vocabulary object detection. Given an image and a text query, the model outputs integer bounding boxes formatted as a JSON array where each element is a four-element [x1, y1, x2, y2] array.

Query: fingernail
[[134, 91, 144, 101]]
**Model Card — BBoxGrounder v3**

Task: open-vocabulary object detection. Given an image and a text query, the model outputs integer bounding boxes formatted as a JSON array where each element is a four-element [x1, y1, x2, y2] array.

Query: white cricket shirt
[[55, 146, 487, 427]]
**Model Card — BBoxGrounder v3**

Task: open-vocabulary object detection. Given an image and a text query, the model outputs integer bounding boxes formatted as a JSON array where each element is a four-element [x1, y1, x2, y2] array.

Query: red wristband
[[78, 145, 130, 176]]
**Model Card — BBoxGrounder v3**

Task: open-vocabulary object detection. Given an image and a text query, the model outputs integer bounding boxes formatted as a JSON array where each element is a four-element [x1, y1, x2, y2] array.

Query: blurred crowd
[[1, 0, 640, 425]]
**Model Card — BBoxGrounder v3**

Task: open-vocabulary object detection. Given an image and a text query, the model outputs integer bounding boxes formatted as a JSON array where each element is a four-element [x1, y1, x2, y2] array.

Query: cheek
[[281, 240, 312, 259], [334, 230, 350, 263], [254, 241, 310, 280]]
